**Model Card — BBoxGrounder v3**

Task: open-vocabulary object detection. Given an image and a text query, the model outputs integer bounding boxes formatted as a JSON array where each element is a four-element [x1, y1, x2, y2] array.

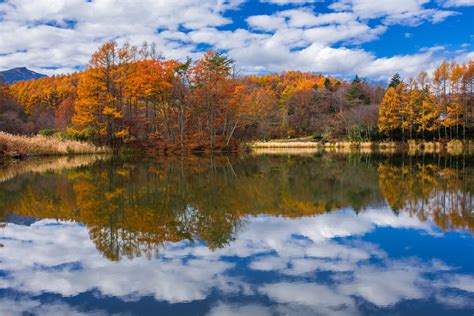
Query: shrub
[[312, 132, 323, 141], [447, 139, 463, 149], [39, 128, 55, 137], [347, 127, 364, 142], [287, 129, 296, 138], [322, 128, 334, 142]]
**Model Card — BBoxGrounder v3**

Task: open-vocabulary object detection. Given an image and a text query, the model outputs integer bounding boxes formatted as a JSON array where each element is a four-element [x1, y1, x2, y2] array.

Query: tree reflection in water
[[0, 153, 472, 261]]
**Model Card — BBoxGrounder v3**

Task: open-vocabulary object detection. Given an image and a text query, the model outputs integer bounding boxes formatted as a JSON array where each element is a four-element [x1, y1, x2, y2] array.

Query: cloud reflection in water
[[1, 207, 473, 315]]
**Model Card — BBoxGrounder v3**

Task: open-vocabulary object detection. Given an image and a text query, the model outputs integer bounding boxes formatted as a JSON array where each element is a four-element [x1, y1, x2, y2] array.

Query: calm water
[[0, 153, 473, 315]]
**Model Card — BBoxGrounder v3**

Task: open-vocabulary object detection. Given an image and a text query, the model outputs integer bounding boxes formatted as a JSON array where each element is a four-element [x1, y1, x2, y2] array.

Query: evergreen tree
[[388, 73, 402, 89], [345, 75, 370, 105], [324, 78, 331, 91]]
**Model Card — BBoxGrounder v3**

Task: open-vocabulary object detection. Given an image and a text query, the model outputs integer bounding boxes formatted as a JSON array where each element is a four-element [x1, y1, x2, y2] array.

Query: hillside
[[0, 67, 47, 84]]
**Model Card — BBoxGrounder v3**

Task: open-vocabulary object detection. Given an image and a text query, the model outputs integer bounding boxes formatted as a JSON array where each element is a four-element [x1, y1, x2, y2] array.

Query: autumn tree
[[190, 51, 235, 149], [9, 74, 79, 133], [0, 84, 28, 134], [71, 41, 140, 145], [346, 75, 371, 106], [378, 87, 401, 138], [462, 61, 474, 140], [6, 39, 472, 148]]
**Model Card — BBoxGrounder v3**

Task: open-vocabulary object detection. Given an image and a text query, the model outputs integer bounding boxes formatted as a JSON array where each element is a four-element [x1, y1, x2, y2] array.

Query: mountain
[[0, 67, 47, 84], [366, 78, 388, 88]]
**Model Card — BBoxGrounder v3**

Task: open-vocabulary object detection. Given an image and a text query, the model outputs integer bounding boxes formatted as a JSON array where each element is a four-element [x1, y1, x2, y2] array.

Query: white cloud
[[260, 0, 321, 4], [283, 10, 357, 27], [247, 14, 287, 31], [0, 0, 241, 74], [330, 0, 459, 25], [0, 0, 470, 80], [383, 8, 459, 25], [441, 0, 474, 7], [207, 303, 273, 316]]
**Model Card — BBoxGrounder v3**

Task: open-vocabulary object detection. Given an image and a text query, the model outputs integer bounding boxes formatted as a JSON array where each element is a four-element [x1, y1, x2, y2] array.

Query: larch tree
[[417, 93, 438, 139], [379, 87, 401, 137], [397, 82, 410, 142], [462, 61, 474, 140], [433, 62, 452, 138]]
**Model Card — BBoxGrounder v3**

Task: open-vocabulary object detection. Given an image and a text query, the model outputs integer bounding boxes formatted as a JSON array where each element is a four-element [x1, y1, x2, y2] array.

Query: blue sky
[[0, 0, 472, 79]]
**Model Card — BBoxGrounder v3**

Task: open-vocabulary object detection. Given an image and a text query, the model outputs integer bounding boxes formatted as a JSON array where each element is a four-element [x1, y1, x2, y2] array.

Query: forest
[[0, 41, 473, 151]]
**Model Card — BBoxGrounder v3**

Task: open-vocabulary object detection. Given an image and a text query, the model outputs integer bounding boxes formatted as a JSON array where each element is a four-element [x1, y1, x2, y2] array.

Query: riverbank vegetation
[[0, 131, 109, 157], [0, 41, 472, 153]]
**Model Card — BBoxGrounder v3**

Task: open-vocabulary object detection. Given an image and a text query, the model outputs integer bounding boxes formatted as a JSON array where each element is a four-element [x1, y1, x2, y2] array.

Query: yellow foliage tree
[[378, 87, 401, 137]]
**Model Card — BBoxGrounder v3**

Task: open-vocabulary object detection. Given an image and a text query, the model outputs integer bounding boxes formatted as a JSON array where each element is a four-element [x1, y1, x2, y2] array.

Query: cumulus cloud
[[330, 0, 458, 25], [207, 303, 273, 316], [260, 0, 321, 4], [441, 0, 474, 7], [0, 0, 240, 74], [0, 0, 471, 78]]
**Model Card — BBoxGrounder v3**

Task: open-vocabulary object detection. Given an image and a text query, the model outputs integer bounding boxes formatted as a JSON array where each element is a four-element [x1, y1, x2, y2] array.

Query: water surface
[[0, 153, 473, 315]]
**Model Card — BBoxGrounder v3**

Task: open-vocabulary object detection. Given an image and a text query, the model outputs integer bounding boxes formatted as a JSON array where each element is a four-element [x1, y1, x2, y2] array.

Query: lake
[[0, 153, 473, 315]]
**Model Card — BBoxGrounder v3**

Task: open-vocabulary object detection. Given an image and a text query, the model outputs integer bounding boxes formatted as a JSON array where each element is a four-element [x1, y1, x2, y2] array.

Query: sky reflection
[[1, 206, 473, 315]]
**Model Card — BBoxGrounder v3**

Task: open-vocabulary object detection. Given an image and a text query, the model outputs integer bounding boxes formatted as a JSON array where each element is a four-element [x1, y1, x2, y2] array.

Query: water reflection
[[0, 154, 473, 315]]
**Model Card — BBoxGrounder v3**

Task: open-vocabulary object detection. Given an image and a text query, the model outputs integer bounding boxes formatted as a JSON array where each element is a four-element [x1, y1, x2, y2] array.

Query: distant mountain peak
[[0, 67, 47, 84]]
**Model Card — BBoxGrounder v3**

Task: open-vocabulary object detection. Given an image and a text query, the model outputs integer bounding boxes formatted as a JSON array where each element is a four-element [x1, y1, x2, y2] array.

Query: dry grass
[[249, 140, 376, 151], [249, 141, 319, 148], [250, 147, 320, 155], [0, 132, 110, 157], [377, 142, 398, 149], [249, 139, 472, 155]]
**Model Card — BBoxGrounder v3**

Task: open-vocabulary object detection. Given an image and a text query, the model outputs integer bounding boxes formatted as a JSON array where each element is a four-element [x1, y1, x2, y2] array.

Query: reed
[[0, 132, 110, 157], [249, 141, 319, 148]]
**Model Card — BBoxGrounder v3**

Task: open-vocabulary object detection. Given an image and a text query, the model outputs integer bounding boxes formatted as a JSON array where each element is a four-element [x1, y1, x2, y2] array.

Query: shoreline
[[0, 132, 110, 159], [2, 132, 474, 160], [247, 140, 474, 154]]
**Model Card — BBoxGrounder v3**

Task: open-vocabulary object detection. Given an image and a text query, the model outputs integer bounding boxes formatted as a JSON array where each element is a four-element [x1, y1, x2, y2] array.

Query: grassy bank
[[0, 132, 110, 158], [248, 139, 474, 155]]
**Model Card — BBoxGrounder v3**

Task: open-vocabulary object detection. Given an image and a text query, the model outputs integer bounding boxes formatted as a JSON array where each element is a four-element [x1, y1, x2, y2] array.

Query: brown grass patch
[[0, 132, 110, 157], [249, 141, 320, 148]]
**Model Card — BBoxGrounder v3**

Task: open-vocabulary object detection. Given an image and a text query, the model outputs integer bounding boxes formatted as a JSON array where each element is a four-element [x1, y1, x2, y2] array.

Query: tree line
[[0, 41, 472, 150], [379, 62, 474, 141]]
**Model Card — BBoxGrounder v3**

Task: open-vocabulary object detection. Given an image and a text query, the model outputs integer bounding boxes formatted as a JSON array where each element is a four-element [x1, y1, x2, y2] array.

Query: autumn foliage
[[1, 41, 473, 150], [378, 61, 474, 141]]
